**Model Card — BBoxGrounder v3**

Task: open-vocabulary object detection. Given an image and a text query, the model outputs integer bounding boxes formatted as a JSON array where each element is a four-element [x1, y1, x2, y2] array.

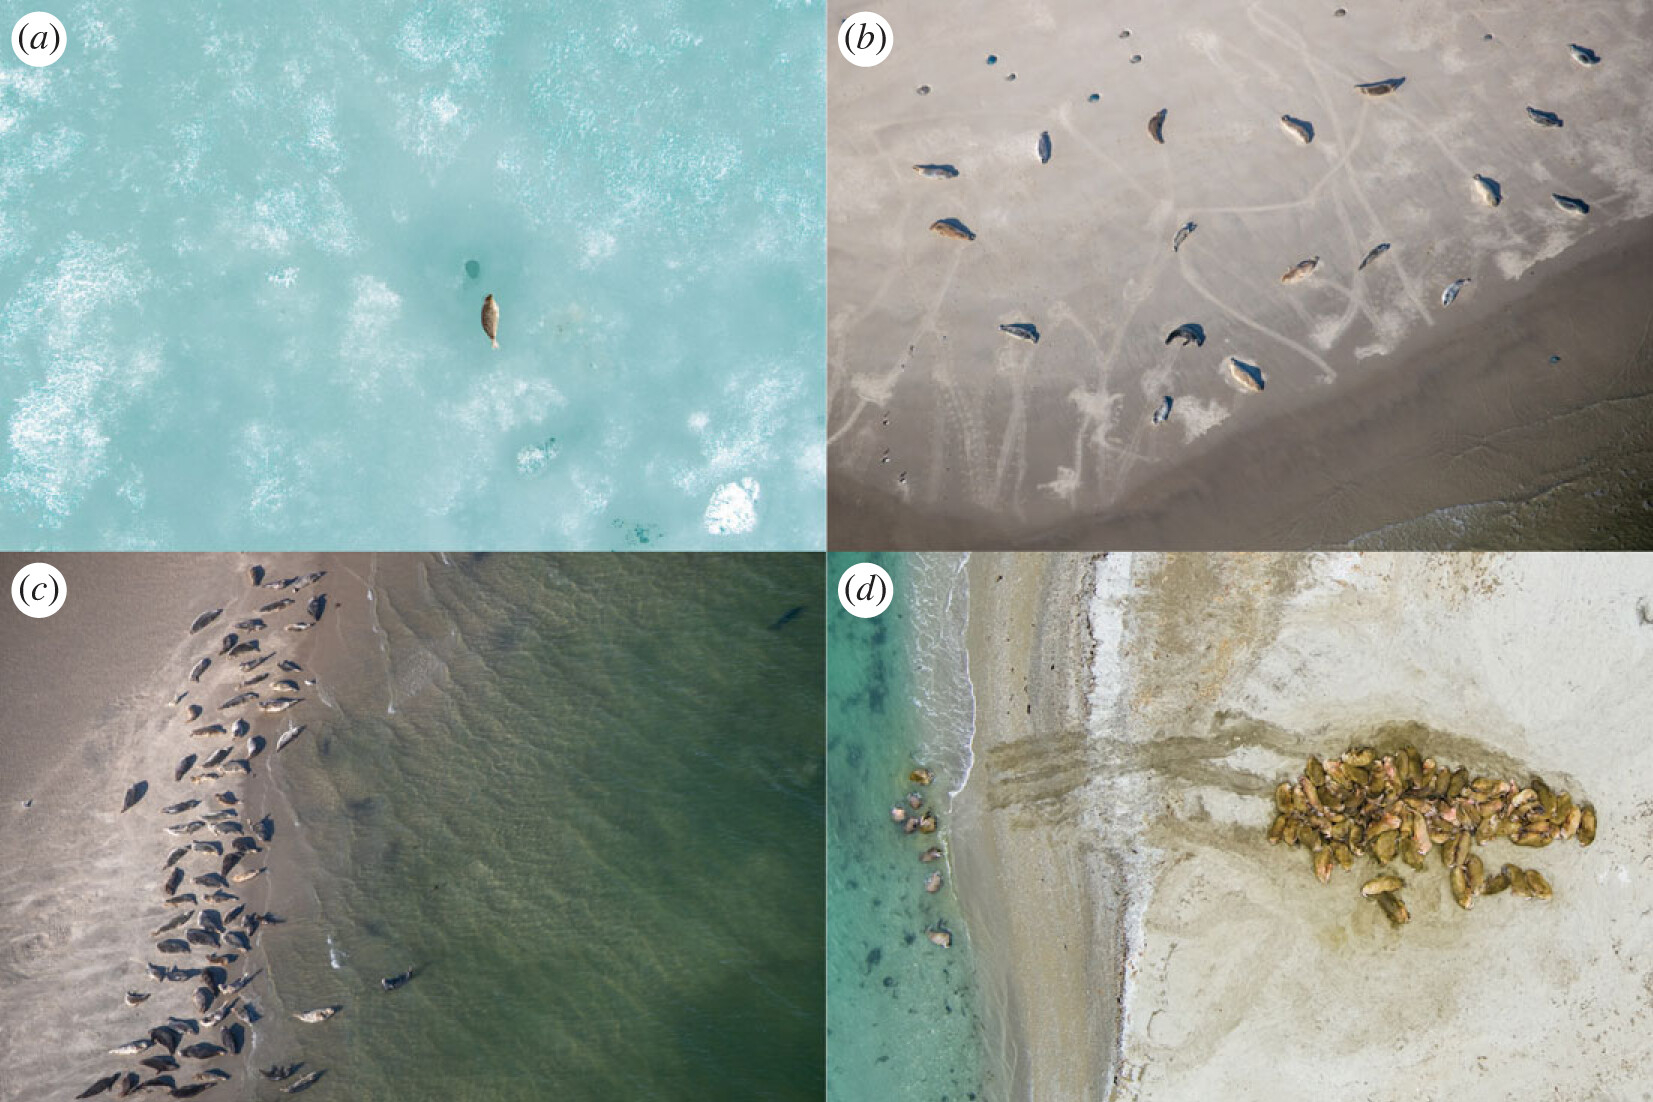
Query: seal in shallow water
[[482, 294, 499, 348]]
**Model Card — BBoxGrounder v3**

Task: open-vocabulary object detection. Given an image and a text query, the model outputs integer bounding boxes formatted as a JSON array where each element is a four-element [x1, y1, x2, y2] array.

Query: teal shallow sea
[[262, 553, 823, 1100], [827, 552, 987, 1102], [0, 2, 823, 548]]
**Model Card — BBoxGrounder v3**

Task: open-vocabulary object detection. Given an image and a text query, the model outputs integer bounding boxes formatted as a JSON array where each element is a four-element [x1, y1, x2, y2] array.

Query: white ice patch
[[516, 437, 560, 475], [703, 478, 760, 536], [267, 267, 299, 287], [1172, 396, 1230, 441], [580, 229, 617, 268]]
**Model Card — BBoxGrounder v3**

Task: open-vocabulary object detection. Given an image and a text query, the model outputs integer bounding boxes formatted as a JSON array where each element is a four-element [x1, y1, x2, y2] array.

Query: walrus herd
[[74, 564, 402, 1099]]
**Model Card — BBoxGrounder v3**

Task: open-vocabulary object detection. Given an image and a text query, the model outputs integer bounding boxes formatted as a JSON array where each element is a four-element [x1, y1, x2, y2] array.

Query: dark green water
[[263, 553, 822, 1100]]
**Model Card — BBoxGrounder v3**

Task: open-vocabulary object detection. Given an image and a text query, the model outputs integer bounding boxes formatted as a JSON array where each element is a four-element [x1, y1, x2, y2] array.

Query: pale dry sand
[[956, 551, 1653, 1100], [828, 1, 1653, 548], [951, 551, 1117, 1101], [0, 554, 374, 1102]]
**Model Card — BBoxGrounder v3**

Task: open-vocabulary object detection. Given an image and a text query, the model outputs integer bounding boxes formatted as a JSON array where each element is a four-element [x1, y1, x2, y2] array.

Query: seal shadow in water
[[769, 605, 807, 631]]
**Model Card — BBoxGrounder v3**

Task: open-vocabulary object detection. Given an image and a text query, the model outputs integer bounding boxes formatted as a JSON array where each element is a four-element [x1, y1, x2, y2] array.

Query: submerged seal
[[482, 294, 500, 349]]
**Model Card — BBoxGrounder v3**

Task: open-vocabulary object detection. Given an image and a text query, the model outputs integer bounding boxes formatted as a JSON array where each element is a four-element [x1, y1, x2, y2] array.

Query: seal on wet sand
[[1280, 257, 1319, 284], [999, 322, 1040, 344], [930, 218, 976, 241], [482, 294, 499, 349], [1148, 107, 1167, 144]]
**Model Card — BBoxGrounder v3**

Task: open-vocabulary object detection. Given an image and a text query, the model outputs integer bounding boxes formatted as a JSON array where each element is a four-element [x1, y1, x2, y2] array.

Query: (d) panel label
[[837, 562, 893, 618]]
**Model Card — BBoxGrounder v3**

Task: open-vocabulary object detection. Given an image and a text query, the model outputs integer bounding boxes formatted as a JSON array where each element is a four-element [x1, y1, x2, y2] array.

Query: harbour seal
[[1280, 257, 1319, 284], [927, 925, 953, 948], [925, 871, 943, 893], [157, 939, 191, 954], [920, 846, 943, 862], [382, 966, 416, 991], [175, 755, 197, 782], [217, 632, 239, 656], [1526, 106, 1563, 128], [234, 618, 266, 632], [189, 658, 211, 682], [283, 1070, 327, 1094], [189, 609, 223, 635], [1165, 323, 1205, 347], [1227, 357, 1266, 392], [306, 594, 326, 622], [909, 768, 933, 786], [1358, 242, 1391, 270], [261, 1066, 302, 1082], [162, 799, 200, 815], [259, 598, 294, 613], [180, 1042, 226, 1060], [1037, 130, 1052, 163], [1172, 221, 1196, 252], [1148, 107, 1167, 144], [248, 565, 265, 586], [1441, 278, 1471, 306], [260, 697, 303, 713], [999, 322, 1040, 343], [76, 1074, 121, 1098], [284, 621, 314, 632], [1279, 114, 1314, 143], [1569, 44, 1601, 66], [291, 571, 326, 591], [1152, 395, 1173, 425], [123, 780, 148, 813], [482, 294, 499, 348], [220, 692, 257, 710], [929, 218, 975, 241], [293, 1006, 340, 1023], [182, 705, 202, 723], [1354, 77, 1405, 96], [110, 1038, 153, 1056], [1552, 193, 1590, 215], [911, 164, 958, 178], [1471, 174, 1502, 207]]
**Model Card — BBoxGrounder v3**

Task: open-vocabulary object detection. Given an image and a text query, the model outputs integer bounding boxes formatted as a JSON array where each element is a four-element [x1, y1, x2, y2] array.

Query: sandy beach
[[951, 551, 1114, 1101], [953, 551, 1653, 1100], [0, 553, 371, 1101], [828, 1, 1653, 549]]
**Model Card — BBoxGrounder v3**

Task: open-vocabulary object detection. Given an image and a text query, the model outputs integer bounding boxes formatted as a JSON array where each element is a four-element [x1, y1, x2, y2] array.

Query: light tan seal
[[481, 294, 499, 348]]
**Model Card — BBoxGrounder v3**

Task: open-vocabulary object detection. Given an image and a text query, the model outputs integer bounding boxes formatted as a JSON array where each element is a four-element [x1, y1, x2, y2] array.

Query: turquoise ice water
[[827, 552, 987, 1102], [0, 2, 823, 549], [264, 554, 824, 1100]]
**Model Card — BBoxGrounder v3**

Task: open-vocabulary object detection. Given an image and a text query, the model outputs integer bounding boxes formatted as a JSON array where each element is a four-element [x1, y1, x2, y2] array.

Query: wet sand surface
[[952, 552, 1116, 1101], [954, 551, 1653, 1100], [828, 1, 1653, 549]]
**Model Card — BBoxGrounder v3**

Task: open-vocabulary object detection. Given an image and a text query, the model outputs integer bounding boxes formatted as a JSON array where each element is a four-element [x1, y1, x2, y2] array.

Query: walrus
[[482, 294, 499, 348], [293, 1006, 340, 1023], [189, 609, 223, 635]]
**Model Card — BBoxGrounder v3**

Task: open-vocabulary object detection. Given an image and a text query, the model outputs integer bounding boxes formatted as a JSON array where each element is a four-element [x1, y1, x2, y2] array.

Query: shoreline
[[0, 554, 363, 1101], [831, 215, 1653, 549], [951, 551, 1114, 1101]]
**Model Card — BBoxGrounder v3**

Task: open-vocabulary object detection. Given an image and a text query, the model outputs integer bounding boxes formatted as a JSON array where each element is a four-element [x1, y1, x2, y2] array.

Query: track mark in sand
[[1180, 259, 1336, 384]]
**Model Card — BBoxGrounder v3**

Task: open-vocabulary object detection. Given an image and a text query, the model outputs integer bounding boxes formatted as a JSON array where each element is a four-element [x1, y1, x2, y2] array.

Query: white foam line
[[947, 551, 977, 803]]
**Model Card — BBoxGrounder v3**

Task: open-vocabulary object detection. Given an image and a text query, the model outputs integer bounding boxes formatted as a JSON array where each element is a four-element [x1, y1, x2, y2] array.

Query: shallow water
[[826, 552, 987, 1102], [256, 553, 823, 1100], [0, 2, 823, 548]]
